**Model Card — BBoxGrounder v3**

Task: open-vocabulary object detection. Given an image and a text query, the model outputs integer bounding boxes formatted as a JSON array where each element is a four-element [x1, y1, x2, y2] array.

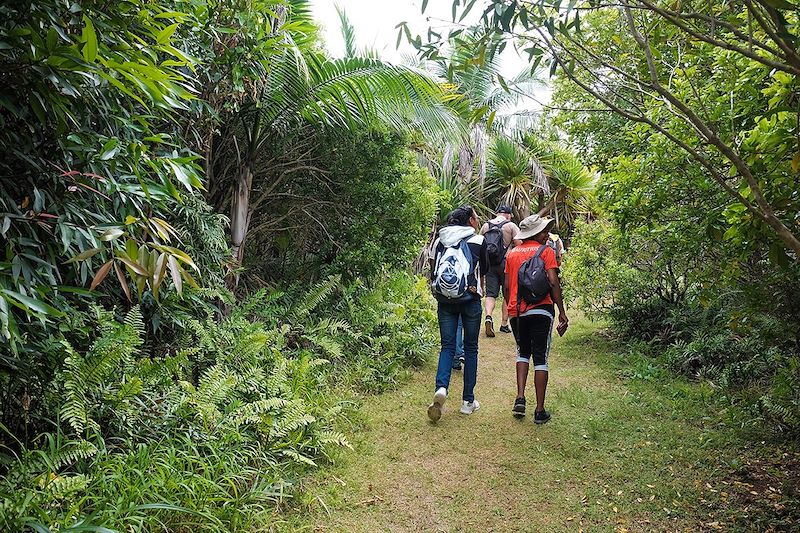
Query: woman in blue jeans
[[427, 205, 489, 421]]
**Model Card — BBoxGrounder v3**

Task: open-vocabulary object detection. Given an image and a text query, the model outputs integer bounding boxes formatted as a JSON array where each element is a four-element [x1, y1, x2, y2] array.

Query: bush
[[241, 128, 438, 284], [0, 272, 435, 531], [565, 217, 800, 437]]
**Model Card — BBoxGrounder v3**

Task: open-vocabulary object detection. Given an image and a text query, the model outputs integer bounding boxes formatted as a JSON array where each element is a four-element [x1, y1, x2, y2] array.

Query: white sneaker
[[427, 387, 447, 422], [459, 399, 480, 415]]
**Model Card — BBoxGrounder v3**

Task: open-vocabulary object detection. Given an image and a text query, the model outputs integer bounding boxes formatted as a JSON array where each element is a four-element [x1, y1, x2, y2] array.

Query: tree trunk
[[229, 163, 254, 287]]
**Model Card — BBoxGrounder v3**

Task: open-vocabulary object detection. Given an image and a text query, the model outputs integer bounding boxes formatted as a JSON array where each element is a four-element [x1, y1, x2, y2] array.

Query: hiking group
[[428, 204, 568, 424]]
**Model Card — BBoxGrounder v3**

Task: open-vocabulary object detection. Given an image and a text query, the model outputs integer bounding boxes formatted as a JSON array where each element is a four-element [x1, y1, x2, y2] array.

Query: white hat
[[517, 214, 555, 240]]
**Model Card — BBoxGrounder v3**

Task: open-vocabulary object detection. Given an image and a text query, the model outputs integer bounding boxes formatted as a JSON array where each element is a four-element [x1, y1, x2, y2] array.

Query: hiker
[[428, 205, 488, 421], [504, 214, 569, 424], [480, 205, 520, 337]]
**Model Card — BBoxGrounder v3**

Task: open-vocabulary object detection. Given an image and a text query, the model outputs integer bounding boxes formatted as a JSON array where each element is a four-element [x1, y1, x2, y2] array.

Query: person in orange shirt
[[504, 214, 569, 424]]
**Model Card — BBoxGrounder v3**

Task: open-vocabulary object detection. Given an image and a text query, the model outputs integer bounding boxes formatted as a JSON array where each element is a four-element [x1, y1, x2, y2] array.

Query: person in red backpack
[[479, 205, 520, 337], [504, 214, 568, 424]]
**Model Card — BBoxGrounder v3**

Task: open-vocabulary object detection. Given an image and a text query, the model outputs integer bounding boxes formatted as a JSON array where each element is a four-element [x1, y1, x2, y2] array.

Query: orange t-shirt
[[504, 242, 559, 317]]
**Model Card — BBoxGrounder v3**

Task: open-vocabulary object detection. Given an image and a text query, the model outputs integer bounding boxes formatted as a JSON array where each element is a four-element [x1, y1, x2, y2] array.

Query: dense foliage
[[0, 274, 435, 530], [240, 128, 439, 283], [1, 0, 447, 530]]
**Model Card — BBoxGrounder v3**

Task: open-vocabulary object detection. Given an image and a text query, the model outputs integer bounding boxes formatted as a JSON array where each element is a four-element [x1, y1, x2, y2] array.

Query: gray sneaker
[[459, 399, 481, 415]]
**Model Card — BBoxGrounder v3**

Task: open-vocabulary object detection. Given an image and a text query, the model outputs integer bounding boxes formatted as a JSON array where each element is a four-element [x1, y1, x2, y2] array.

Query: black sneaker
[[512, 397, 526, 417], [499, 324, 511, 333], [534, 409, 551, 425], [452, 356, 463, 370], [485, 318, 495, 337]]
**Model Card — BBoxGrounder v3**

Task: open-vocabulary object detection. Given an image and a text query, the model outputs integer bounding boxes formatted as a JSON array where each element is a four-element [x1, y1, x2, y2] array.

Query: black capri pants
[[510, 304, 554, 371]]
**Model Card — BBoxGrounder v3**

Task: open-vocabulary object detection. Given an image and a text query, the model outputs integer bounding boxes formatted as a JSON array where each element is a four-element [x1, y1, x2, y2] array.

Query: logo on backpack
[[517, 244, 551, 309], [484, 221, 509, 266], [432, 239, 474, 299]]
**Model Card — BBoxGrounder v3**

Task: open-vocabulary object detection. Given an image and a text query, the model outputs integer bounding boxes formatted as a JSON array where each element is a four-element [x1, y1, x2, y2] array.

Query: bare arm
[[547, 268, 569, 334]]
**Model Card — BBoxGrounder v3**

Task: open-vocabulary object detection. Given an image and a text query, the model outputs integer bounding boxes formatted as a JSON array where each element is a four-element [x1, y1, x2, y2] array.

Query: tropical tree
[[484, 133, 594, 229], [0, 0, 210, 351], [407, 0, 800, 259], [199, 4, 462, 282], [429, 29, 545, 193]]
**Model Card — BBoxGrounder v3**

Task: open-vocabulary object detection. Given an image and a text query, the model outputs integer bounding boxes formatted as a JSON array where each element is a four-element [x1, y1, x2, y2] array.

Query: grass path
[[282, 314, 797, 532]]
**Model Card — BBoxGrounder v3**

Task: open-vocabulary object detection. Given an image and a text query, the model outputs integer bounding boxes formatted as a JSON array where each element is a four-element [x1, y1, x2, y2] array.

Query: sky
[[310, 0, 552, 109]]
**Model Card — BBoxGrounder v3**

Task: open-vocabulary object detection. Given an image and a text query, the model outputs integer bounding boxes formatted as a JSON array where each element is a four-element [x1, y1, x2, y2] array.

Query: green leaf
[[115, 253, 149, 276], [81, 16, 97, 63], [99, 227, 124, 241], [156, 23, 179, 45], [99, 138, 119, 160], [1, 289, 65, 318]]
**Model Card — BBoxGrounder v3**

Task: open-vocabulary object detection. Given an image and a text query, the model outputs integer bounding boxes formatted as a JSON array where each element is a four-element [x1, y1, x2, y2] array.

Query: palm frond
[[336, 5, 357, 59]]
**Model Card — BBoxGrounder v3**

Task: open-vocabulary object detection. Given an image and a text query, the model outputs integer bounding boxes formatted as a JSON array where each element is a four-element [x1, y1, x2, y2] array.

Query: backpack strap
[[516, 244, 550, 317], [488, 220, 511, 230]]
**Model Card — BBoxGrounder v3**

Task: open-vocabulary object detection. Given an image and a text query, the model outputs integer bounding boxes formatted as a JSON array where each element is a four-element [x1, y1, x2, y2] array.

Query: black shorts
[[510, 304, 554, 371], [485, 262, 504, 298]]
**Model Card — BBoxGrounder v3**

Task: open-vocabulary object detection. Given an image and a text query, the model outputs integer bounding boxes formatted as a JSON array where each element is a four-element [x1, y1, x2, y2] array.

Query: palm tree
[[522, 134, 596, 230], [204, 2, 463, 282], [485, 133, 595, 231], [430, 29, 546, 192]]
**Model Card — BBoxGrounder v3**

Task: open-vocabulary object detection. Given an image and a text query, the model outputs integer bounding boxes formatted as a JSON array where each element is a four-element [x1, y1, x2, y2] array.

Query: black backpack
[[516, 244, 551, 313], [484, 220, 510, 266]]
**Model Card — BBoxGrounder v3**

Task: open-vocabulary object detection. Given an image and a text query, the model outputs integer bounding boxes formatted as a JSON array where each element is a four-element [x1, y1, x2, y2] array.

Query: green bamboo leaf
[[81, 16, 97, 62], [98, 138, 119, 160], [115, 253, 149, 276], [0, 289, 65, 318], [99, 227, 124, 241], [125, 239, 138, 261], [156, 23, 179, 45]]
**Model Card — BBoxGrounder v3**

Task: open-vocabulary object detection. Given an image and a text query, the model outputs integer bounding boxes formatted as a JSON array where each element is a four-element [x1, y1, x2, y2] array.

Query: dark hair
[[445, 205, 476, 227]]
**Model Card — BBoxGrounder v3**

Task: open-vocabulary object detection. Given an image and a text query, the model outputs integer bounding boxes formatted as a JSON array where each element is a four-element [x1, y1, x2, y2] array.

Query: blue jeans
[[436, 298, 482, 402], [456, 317, 464, 357]]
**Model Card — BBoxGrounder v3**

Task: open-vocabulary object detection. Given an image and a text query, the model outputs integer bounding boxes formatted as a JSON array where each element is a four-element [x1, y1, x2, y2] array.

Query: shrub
[[565, 217, 800, 437], [0, 272, 435, 530]]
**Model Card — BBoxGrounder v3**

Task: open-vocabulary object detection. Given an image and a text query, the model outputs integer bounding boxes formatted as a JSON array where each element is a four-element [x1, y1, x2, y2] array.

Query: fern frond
[[28, 439, 98, 475], [227, 398, 290, 427], [290, 275, 340, 319], [316, 430, 352, 450], [42, 473, 92, 499], [270, 401, 315, 439], [303, 332, 343, 360], [279, 449, 317, 466]]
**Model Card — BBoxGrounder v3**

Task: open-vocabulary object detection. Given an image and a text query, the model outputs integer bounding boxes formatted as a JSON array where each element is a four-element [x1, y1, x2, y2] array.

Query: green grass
[[276, 313, 798, 532]]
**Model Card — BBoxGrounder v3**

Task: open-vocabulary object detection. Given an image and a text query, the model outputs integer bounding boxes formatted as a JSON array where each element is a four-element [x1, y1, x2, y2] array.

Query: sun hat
[[516, 214, 555, 240], [496, 204, 513, 214]]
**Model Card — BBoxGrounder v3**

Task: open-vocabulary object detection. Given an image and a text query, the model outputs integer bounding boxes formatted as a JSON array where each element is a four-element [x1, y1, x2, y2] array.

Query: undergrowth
[[0, 272, 435, 531]]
